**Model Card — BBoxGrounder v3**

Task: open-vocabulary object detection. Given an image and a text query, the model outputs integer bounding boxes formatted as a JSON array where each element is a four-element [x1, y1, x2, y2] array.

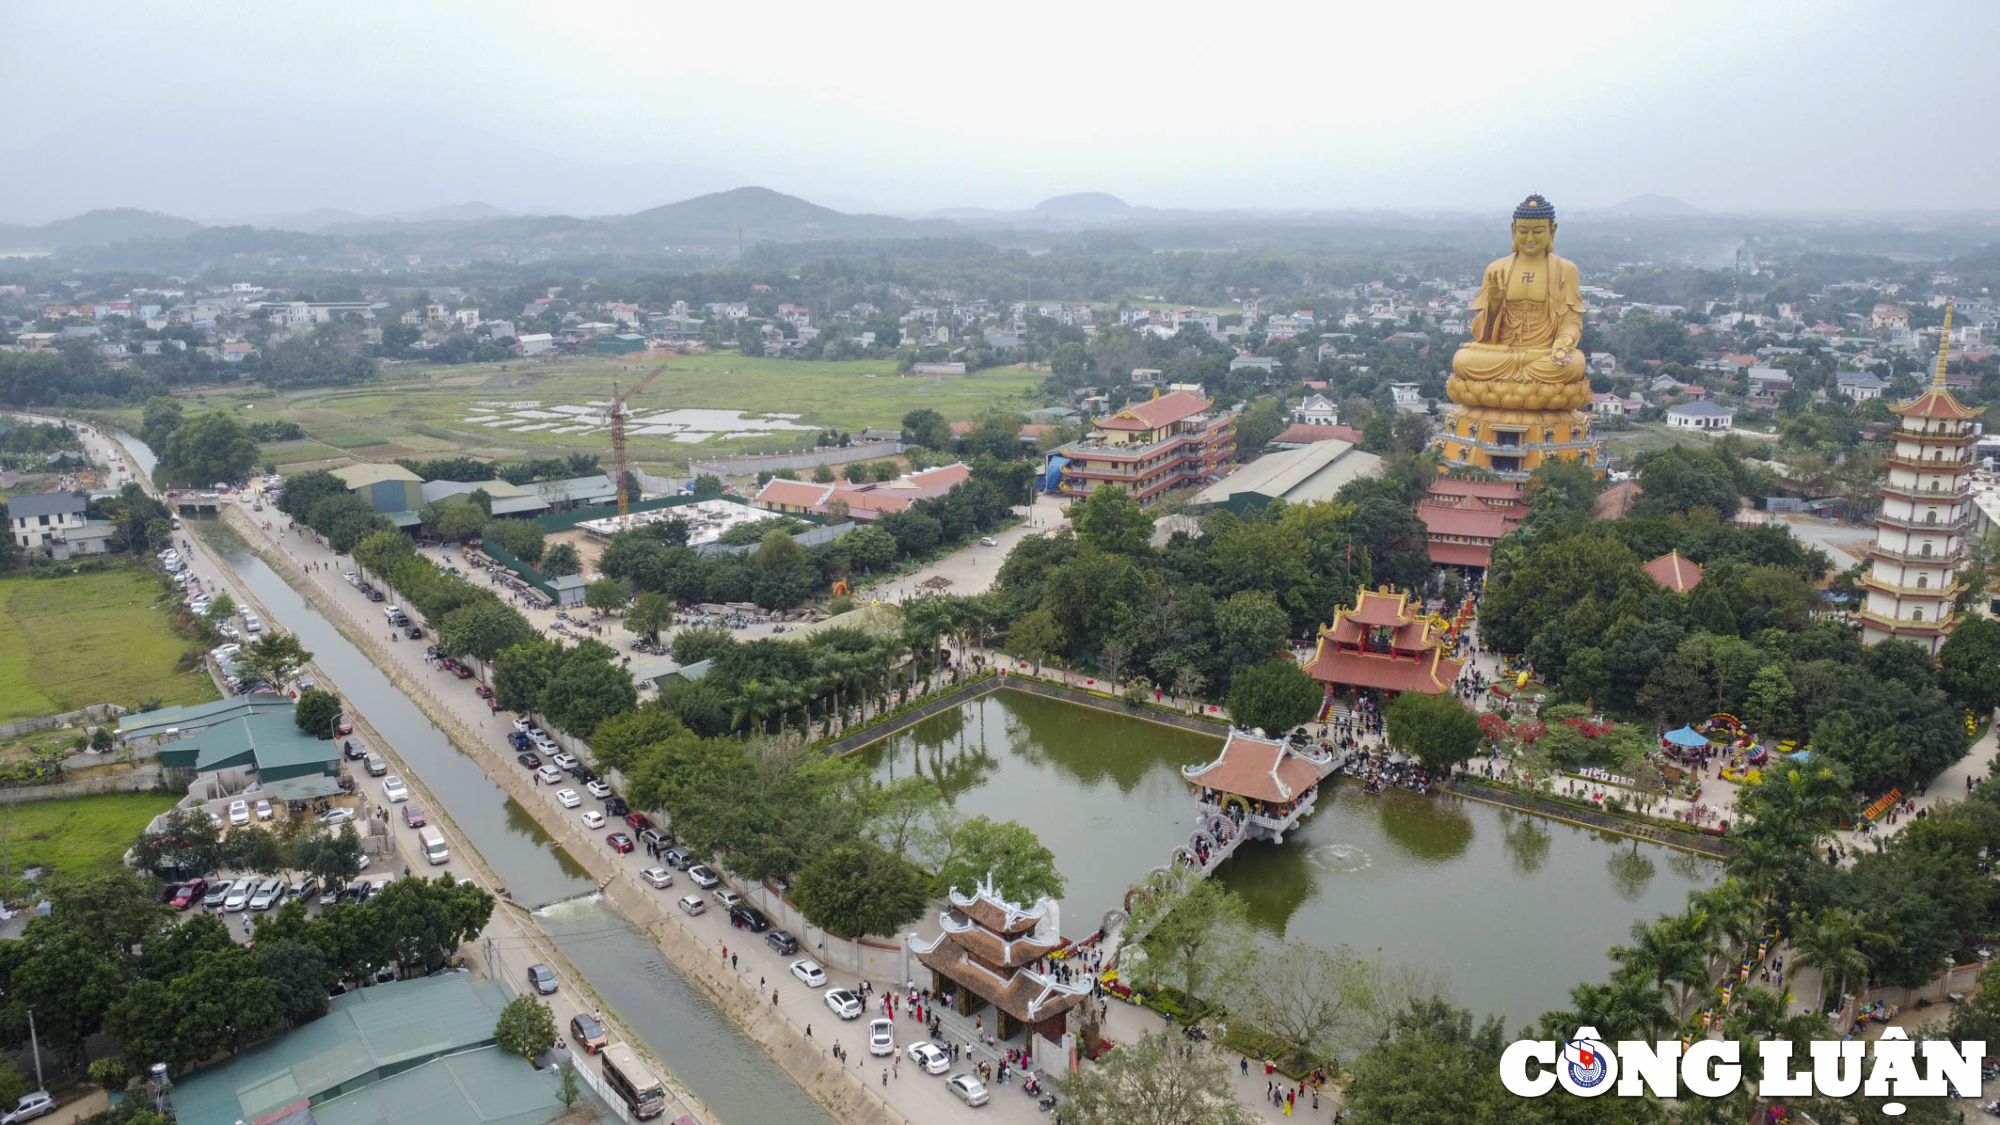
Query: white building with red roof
[[752, 462, 972, 521]]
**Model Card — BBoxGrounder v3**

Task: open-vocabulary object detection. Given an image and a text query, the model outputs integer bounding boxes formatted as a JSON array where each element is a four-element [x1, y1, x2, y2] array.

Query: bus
[[600, 1043, 667, 1120]]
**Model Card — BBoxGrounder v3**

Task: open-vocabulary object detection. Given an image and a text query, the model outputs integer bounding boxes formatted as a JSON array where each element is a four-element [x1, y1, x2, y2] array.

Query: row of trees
[[137, 396, 260, 487]]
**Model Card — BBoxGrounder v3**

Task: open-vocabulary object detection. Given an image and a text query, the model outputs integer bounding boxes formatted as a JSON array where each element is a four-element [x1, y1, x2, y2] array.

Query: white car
[[824, 988, 862, 1020], [687, 865, 720, 889], [223, 882, 254, 911], [712, 888, 743, 910], [947, 1074, 989, 1107], [581, 810, 607, 829], [227, 799, 250, 827], [382, 776, 409, 802], [907, 1042, 950, 1075], [640, 866, 674, 888], [551, 752, 578, 770], [317, 806, 357, 825], [0, 1090, 55, 1124], [512, 718, 532, 733], [555, 788, 581, 809], [253, 798, 273, 821], [790, 958, 827, 988], [249, 878, 286, 911], [868, 1018, 895, 1056], [534, 765, 561, 786], [585, 780, 612, 799], [243, 616, 263, 634]]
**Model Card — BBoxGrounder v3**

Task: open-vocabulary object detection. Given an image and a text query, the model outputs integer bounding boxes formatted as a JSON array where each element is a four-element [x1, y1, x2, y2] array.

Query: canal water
[[125, 436, 831, 1125], [862, 690, 1720, 1024]]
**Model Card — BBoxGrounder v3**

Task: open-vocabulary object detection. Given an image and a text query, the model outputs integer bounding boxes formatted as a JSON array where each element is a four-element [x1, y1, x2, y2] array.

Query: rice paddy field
[[121, 351, 1046, 472]]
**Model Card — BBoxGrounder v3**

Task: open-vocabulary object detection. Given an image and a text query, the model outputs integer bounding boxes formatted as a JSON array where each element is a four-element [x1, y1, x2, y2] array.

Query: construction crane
[[609, 367, 664, 517]]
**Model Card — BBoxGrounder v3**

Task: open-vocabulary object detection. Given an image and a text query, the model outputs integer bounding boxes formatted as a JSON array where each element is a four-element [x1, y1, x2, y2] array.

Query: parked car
[[581, 810, 607, 829], [249, 878, 286, 911], [687, 864, 720, 888], [293, 876, 321, 902], [534, 765, 561, 786], [365, 753, 389, 777], [603, 797, 630, 817], [517, 751, 542, 769], [551, 752, 578, 770], [336, 715, 354, 735], [223, 882, 254, 911], [170, 879, 207, 910], [343, 738, 368, 760], [507, 731, 531, 751], [640, 866, 674, 888], [203, 880, 233, 910], [0, 1090, 56, 1124], [527, 963, 558, 996], [318, 807, 357, 825], [947, 1074, 989, 1107], [730, 905, 770, 932], [980, 536, 999, 547], [382, 776, 409, 802], [512, 718, 532, 733], [712, 888, 743, 910], [788, 957, 825, 987], [447, 661, 471, 678], [661, 846, 693, 870], [585, 780, 613, 799], [228, 799, 250, 827], [569, 1012, 607, 1055], [606, 832, 635, 854], [676, 894, 706, 917], [402, 804, 428, 828], [637, 828, 668, 854], [403, 625, 423, 640], [766, 930, 799, 956], [254, 798, 274, 821], [868, 1018, 895, 1056], [624, 812, 654, 833], [555, 788, 581, 809], [908, 1042, 950, 1075], [824, 988, 862, 1020]]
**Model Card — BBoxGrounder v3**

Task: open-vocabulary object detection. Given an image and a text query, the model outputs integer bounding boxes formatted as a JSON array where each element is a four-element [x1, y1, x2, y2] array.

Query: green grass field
[[0, 792, 179, 893], [127, 351, 1047, 471], [0, 567, 219, 722]]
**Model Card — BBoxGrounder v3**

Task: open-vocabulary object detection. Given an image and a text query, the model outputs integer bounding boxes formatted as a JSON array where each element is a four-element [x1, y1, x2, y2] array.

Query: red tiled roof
[[754, 479, 834, 508], [1643, 550, 1704, 593], [1592, 480, 1641, 521], [1183, 730, 1329, 803], [1429, 478, 1525, 502], [1890, 388, 1983, 420], [1416, 500, 1514, 541], [1343, 588, 1415, 629], [1018, 424, 1056, 438], [1428, 541, 1493, 568], [1095, 390, 1211, 431], [1306, 646, 1463, 694], [1274, 422, 1366, 445], [948, 421, 976, 436]]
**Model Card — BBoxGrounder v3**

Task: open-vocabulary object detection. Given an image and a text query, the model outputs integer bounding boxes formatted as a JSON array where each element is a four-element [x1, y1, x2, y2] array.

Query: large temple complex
[[910, 878, 1093, 1063], [1303, 587, 1463, 702]]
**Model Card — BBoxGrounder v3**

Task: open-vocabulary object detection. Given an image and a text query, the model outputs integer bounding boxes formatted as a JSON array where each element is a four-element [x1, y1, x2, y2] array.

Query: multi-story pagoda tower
[[1859, 301, 1983, 654]]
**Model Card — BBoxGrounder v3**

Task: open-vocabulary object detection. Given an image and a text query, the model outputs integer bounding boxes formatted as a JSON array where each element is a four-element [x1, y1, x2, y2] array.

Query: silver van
[[418, 826, 449, 865]]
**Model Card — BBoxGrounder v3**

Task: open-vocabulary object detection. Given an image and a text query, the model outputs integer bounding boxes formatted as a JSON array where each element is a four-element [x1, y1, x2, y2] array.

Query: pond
[[860, 690, 1719, 1024]]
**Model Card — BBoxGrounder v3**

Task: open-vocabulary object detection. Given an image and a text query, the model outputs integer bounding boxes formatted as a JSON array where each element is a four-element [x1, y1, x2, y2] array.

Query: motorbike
[[1038, 1094, 1058, 1113], [1182, 1023, 1208, 1041]]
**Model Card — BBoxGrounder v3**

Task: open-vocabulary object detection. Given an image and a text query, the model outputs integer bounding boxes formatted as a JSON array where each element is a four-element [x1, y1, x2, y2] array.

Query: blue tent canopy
[[1664, 726, 1708, 748], [1786, 749, 1813, 762]]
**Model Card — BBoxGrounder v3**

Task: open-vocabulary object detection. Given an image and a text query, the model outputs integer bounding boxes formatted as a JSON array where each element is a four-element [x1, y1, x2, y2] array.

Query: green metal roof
[[157, 706, 339, 780], [118, 696, 269, 739], [311, 1047, 579, 1125], [171, 975, 526, 1125]]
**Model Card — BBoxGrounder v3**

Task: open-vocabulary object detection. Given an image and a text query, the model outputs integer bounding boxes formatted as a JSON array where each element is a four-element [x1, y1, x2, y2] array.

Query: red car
[[449, 663, 474, 680], [606, 832, 635, 854], [402, 804, 428, 828], [624, 812, 653, 833], [170, 879, 207, 910], [474, 685, 493, 699], [336, 715, 354, 736]]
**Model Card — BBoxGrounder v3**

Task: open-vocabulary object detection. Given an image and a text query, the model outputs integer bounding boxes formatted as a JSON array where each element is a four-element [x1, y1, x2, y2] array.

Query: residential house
[[1294, 393, 1339, 426], [1666, 400, 1735, 432], [10, 490, 112, 558], [1835, 370, 1886, 401], [1745, 366, 1793, 401], [1870, 304, 1910, 330], [1229, 356, 1279, 374], [514, 333, 555, 356], [1389, 383, 1429, 414], [1590, 392, 1642, 417]]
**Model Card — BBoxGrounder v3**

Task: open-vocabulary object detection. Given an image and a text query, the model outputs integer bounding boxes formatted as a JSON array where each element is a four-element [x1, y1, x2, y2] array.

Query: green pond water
[[861, 690, 1719, 1024]]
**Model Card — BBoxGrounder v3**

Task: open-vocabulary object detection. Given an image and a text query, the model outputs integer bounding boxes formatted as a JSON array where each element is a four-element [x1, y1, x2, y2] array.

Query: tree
[[626, 590, 675, 639], [541, 644, 638, 736], [293, 688, 341, 738], [930, 815, 1064, 903], [584, 578, 627, 613], [201, 592, 236, 624], [1385, 692, 1483, 772], [1789, 908, 1876, 1015], [540, 542, 581, 578], [1225, 659, 1321, 735], [494, 996, 557, 1060], [254, 939, 331, 1027], [690, 473, 724, 498], [554, 1059, 582, 1109], [1212, 589, 1290, 681], [132, 807, 224, 877], [1340, 998, 1510, 1125], [438, 600, 538, 668], [588, 707, 682, 775], [791, 840, 928, 938], [1058, 1031, 1258, 1125], [239, 632, 312, 691], [901, 408, 953, 451], [1072, 484, 1154, 555], [752, 528, 818, 610], [1130, 874, 1252, 1016], [1235, 941, 1374, 1071], [811, 463, 835, 483], [139, 395, 184, 451], [1940, 616, 2000, 715], [422, 499, 486, 543], [158, 412, 257, 486]]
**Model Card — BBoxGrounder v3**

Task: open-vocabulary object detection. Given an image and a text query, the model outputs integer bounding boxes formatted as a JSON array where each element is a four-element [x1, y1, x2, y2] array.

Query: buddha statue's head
[[1510, 194, 1556, 257]]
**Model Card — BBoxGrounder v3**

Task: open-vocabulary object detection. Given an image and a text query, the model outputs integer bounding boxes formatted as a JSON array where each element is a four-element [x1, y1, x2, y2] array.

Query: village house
[[1666, 400, 1736, 432]]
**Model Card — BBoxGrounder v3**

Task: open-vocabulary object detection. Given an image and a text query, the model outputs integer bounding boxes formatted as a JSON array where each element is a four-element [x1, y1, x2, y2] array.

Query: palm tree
[[1715, 985, 1826, 1124], [1724, 835, 1793, 902], [730, 680, 782, 737], [1557, 976, 1672, 1041], [813, 652, 858, 733], [1611, 914, 1714, 1023], [1788, 908, 1876, 1016]]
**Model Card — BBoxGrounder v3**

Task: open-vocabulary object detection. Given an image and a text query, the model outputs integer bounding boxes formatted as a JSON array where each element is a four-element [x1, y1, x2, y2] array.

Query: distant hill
[[1607, 194, 1700, 215], [610, 186, 923, 246], [0, 208, 202, 249], [1035, 192, 1132, 218]]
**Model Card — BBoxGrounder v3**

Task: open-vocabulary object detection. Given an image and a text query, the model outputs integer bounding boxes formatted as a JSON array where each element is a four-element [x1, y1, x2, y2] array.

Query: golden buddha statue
[[1446, 194, 1591, 412]]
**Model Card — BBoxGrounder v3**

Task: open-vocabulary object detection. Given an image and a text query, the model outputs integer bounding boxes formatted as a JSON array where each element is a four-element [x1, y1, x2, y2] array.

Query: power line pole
[[25, 1008, 42, 1092]]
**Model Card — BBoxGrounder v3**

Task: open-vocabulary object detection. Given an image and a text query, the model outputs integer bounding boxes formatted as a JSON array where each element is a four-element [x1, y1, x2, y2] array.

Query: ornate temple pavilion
[[1303, 587, 1464, 699], [1183, 727, 1336, 844], [911, 877, 1092, 1060]]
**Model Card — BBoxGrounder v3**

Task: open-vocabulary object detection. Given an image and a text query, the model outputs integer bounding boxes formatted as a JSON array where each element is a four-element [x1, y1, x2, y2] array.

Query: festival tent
[[1786, 749, 1813, 762], [1664, 726, 1708, 748]]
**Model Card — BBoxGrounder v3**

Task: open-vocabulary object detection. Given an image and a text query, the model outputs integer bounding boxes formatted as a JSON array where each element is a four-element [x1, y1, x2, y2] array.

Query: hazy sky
[[6, 0, 1997, 222]]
